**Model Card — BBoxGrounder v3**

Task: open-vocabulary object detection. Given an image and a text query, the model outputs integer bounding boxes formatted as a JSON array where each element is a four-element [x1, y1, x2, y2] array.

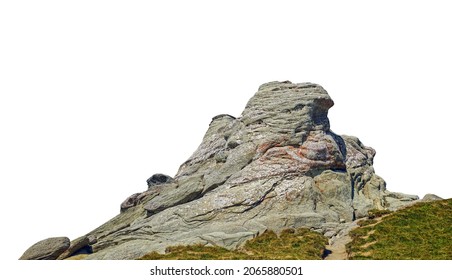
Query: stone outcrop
[[20, 237, 70, 260], [421, 194, 443, 202], [20, 81, 420, 260], [20, 235, 97, 260], [57, 235, 95, 260]]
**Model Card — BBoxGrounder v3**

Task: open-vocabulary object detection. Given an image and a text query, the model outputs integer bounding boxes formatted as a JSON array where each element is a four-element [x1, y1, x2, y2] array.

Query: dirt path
[[323, 216, 388, 260], [324, 234, 352, 260]]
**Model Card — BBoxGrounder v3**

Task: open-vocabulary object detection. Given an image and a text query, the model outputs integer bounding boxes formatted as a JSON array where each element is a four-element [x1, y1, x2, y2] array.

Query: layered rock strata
[[21, 81, 419, 260]]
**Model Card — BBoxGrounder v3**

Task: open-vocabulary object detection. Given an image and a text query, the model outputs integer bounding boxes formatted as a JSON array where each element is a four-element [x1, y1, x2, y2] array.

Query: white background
[[1, 0, 451, 278]]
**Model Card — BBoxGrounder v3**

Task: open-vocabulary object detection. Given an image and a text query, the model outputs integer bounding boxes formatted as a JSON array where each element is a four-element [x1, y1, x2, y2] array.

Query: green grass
[[138, 228, 328, 260], [367, 209, 393, 219], [347, 199, 452, 260]]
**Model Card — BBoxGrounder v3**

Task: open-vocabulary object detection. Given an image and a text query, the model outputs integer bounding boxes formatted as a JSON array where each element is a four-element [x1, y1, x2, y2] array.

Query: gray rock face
[[20, 237, 70, 260], [26, 81, 420, 260]]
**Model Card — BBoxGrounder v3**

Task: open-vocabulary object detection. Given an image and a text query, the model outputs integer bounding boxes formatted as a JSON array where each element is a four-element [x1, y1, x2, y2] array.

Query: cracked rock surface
[[36, 81, 420, 260]]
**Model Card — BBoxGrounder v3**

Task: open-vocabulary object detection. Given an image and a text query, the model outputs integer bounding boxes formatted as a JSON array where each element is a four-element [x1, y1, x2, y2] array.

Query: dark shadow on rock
[[322, 249, 332, 259], [328, 130, 347, 158]]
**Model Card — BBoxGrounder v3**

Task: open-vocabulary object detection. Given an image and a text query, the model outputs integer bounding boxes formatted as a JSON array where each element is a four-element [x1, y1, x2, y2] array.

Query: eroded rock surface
[[20, 237, 70, 260], [21, 81, 420, 260]]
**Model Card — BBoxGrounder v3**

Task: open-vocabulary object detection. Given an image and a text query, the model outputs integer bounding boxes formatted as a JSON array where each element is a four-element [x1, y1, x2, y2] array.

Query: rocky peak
[[243, 81, 333, 142], [175, 81, 345, 191], [20, 81, 420, 260]]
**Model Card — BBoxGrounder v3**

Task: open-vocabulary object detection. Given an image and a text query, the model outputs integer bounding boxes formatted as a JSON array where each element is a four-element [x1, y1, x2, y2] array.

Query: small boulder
[[422, 193, 443, 202], [20, 237, 70, 260], [120, 192, 141, 212], [57, 236, 92, 260], [146, 173, 174, 188]]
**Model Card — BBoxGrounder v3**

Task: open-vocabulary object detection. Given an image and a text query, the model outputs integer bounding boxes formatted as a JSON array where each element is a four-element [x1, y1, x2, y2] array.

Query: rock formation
[[21, 81, 419, 260], [20, 237, 70, 260]]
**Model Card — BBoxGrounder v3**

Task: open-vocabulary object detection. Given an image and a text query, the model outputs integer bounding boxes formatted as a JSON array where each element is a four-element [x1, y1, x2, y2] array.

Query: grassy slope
[[139, 228, 328, 260], [347, 199, 452, 260], [119, 199, 451, 260]]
